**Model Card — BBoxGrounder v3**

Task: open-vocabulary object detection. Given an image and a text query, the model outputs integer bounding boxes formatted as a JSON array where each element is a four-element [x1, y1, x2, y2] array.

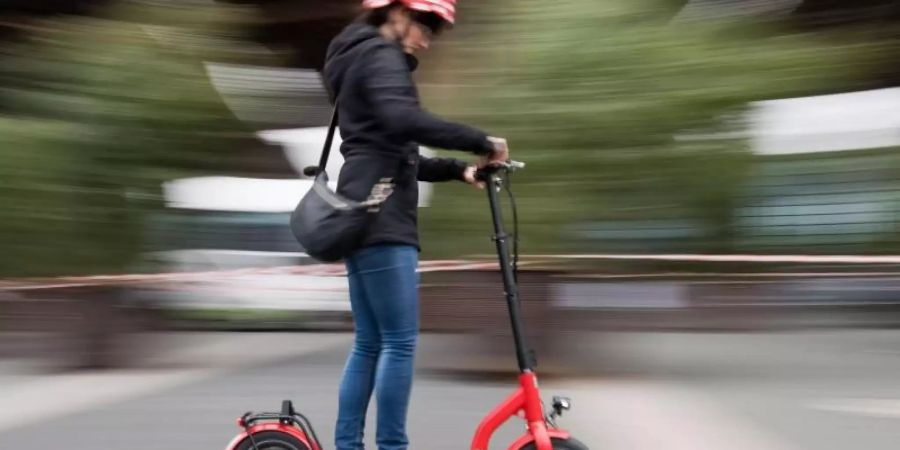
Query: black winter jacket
[[323, 23, 494, 250]]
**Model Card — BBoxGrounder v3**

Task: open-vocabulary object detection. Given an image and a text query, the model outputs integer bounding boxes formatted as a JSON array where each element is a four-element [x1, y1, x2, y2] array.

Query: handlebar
[[475, 160, 525, 181], [305, 160, 524, 180]]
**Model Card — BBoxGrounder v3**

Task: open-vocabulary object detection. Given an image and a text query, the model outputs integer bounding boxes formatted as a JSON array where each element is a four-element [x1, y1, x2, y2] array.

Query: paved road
[[1, 330, 899, 450]]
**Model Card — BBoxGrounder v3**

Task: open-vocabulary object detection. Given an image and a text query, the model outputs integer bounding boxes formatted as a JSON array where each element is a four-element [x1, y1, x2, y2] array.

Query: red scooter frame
[[471, 372, 570, 450], [469, 164, 571, 450], [227, 163, 578, 450]]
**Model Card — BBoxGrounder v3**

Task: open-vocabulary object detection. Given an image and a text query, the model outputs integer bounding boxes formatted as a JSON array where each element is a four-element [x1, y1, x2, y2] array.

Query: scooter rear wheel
[[520, 436, 589, 450], [233, 431, 310, 450]]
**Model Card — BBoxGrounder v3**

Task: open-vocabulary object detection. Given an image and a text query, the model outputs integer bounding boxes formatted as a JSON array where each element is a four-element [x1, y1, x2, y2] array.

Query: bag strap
[[316, 38, 400, 176], [314, 106, 339, 177], [313, 103, 408, 177]]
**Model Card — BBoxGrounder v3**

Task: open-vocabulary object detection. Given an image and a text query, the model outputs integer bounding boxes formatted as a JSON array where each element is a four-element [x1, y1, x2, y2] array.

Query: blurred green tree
[[0, 2, 269, 277], [418, 0, 893, 258]]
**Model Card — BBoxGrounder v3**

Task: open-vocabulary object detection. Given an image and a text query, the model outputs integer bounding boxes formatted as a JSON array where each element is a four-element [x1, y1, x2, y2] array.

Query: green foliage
[[419, 0, 888, 257], [0, 2, 262, 277]]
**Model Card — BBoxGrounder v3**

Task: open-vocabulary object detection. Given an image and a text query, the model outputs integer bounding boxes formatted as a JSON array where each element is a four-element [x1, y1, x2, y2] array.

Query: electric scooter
[[225, 161, 587, 450]]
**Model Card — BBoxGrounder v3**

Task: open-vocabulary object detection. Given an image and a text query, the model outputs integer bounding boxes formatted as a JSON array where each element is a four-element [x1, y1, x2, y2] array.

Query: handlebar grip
[[475, 160, 525, 181], [303, 166, 320, 177]]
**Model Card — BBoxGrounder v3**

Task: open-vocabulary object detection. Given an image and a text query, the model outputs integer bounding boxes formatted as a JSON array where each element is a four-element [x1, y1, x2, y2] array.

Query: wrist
[[455, 160, 471, 181]]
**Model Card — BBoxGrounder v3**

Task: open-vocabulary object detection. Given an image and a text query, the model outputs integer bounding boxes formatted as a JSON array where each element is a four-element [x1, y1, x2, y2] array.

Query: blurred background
[[1, 1, 899, 449]]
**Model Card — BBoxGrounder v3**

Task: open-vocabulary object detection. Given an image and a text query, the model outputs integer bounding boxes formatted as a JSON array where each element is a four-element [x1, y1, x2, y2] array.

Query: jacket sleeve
[[417, 154, 468, 182], [362, 45, 495, 155]]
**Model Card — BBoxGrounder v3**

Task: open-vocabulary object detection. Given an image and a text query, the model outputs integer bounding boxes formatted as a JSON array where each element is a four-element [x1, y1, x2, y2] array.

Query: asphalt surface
[[1, 330, 899, 450]]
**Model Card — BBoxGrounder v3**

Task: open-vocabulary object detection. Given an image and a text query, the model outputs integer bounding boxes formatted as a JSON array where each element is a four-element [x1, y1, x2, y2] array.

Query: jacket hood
[[323, 23, 417, 101]]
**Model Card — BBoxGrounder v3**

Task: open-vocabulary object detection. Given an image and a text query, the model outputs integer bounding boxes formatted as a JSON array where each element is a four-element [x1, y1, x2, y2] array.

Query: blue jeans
[[335, 245, 419, 450]]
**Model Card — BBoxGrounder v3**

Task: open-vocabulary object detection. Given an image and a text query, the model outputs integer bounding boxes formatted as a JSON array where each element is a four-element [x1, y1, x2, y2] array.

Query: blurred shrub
[[419, 0, 893, 258], [0, 2, 265, 277]]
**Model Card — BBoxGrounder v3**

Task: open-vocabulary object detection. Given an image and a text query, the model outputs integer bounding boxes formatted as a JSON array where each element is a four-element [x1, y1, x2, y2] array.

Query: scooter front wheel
[[233, 431, 310, 450], [519, 436, 589, 450]]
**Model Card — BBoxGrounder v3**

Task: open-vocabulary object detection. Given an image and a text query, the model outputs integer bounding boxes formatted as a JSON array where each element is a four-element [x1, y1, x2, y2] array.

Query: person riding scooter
[[323, 1, 509, 450]]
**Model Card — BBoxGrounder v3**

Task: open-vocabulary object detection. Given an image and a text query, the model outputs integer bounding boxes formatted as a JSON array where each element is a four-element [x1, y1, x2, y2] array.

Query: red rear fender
[[224, 422, 315, 450]]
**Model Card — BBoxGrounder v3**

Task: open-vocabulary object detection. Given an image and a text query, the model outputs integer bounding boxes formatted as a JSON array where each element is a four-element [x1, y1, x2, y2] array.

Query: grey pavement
[[0, 330, 899, 450]]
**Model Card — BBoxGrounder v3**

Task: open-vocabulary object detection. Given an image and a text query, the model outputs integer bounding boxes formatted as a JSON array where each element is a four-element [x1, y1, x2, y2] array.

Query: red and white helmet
[[362, 0, 457, 25]]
